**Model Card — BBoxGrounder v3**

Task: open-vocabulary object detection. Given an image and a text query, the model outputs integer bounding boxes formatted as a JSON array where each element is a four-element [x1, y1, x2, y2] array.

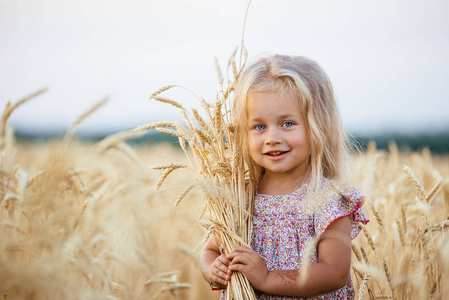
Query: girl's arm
[[200, 233, 233, 289], [227, 216, 352, 297]]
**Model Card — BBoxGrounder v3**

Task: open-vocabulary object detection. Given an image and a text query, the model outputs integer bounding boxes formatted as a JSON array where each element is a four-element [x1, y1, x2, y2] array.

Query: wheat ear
[[149, 85, 175, 99], [153, 96, 186, 110], [0, 88, 47, 137], [215, 57, 224, 86], [154, 164, 188, 190], [358, 274, 370, 300], [174, 185, 196, 208], [382, 258, 394, 295], [69, 97, 108, 130], [362, 225, 376, 252], [133, 121, 176, 132], [95, 130, 145, 152], [370, 203, 384, 231], [425, 179, 443, 203], [403, 165, 426, 201]]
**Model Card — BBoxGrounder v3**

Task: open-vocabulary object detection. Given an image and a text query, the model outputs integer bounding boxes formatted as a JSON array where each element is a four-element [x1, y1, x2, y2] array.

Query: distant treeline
[[14, 131, 449, 153], [352, 133, 449, 153]]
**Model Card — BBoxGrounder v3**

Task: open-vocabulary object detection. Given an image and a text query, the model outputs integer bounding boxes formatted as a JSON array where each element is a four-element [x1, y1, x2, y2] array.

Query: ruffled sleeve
[[314, 184, 369, 240]]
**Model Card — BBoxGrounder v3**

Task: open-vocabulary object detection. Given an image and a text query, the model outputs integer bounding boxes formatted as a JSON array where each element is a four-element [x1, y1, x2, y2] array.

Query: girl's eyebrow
[[247, 115, 265, 122], [249, 114, 299, 121], [248, 117, 263, 122], [247, 111, 301, 122], [278, 113, 299, 119]]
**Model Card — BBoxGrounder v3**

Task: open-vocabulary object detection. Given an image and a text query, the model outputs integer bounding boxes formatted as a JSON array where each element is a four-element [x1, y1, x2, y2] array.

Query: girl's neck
[[258, 170, 310, 196]]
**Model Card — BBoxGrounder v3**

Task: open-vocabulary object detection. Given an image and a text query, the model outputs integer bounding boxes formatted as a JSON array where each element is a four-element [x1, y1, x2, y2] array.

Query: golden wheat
[[349, 142, 449, 299], [1, 114, 448, 300], [1, 48, 448, 300], [0, 92, 213, 300], [0, 88, 47, 138]]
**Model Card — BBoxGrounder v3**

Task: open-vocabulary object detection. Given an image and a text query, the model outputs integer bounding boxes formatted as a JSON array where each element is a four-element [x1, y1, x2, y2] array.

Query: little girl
[[201, 54, 369, 299]]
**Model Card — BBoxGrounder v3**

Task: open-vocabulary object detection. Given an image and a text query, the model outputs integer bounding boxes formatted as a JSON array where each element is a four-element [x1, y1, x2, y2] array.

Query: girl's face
[[247, 91, 311, 183]]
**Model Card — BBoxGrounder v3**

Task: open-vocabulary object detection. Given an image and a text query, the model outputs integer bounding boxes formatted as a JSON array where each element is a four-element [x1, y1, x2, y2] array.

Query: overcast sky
[[1, 0, 448, 136]]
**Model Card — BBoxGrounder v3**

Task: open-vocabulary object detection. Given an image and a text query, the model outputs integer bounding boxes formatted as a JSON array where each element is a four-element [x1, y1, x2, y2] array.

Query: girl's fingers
[[234, 246, 254, 252], [210, 254, 232, 286], [211, 273, 228, 286], [227, 247, 257, 262], [228, 262, 245, 272], [216, 255, 232, 274], [213, 267, 227, 279], [231, 246, 253, 253], [227, 248, 270, 290], [211, 266, 232, 286], [226, 252, 240, 260], [218, 254, 232, 266], [227, 254, 253, 272], [227, 246, 256, 258]]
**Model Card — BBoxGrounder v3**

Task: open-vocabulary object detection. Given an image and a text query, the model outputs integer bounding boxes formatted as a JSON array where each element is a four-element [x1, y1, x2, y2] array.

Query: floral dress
[[221, 179, 369, 300]]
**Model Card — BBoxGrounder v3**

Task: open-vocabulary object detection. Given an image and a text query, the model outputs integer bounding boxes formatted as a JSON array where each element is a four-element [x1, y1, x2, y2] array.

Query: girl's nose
[[265, 128, 281, 145]]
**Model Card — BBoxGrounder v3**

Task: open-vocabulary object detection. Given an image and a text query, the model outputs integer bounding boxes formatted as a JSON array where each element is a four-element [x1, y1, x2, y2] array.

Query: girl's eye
[[282, 121, 294, 127], [253, 124, 266, 131]]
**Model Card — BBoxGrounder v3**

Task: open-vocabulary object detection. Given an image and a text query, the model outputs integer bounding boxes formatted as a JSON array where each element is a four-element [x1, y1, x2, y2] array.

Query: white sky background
[[1, 0, 448, 136]]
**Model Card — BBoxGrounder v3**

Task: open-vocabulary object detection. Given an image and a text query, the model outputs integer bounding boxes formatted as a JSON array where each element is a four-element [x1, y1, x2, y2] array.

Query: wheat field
[[1, 128, 448, 299], [1, 87, 449, 300]]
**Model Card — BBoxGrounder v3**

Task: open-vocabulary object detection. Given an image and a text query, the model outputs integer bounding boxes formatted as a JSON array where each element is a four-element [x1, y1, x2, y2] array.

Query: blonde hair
[[233, 54, 352, 189]]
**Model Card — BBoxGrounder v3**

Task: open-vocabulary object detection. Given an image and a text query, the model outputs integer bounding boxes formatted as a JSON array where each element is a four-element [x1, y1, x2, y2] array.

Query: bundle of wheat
[[138, 46, 256, 299]]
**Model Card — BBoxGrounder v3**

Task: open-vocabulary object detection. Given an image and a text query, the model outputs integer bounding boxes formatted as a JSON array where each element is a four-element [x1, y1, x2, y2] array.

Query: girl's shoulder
[[319, 178, 363, 202], [313, 178, 369, 239]]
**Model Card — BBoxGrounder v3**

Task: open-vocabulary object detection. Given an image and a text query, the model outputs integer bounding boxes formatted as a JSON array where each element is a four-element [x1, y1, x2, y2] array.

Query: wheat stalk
[[396, 217, 406, 247], [358, 274, 370, 300], [352, 244, 363, 263], [370, 203, 384, 231], [69, 97, 108, 131], [0, 88, 47, 139], [174, 185, 196, 208], [215, 57, 224, 86], [362, 226, 376, 252], [95, 129, 145, 152], [382, 258, 394, 295], [400, 202, 408, 238], [134, 121, 176, 132], [153, 96, 186, 110], [403, 165, 426, 201], [149, 85, 175, 99], [424, 180, 443, 203]]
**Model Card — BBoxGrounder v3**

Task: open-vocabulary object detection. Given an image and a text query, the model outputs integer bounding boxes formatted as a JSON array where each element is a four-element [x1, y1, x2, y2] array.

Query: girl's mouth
[[264, 151, 288, 157]]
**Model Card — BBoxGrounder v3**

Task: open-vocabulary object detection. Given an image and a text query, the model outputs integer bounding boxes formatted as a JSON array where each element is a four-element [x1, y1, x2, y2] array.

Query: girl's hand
[[210, 254, 232, 288], [227, 246, 269, 291]]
